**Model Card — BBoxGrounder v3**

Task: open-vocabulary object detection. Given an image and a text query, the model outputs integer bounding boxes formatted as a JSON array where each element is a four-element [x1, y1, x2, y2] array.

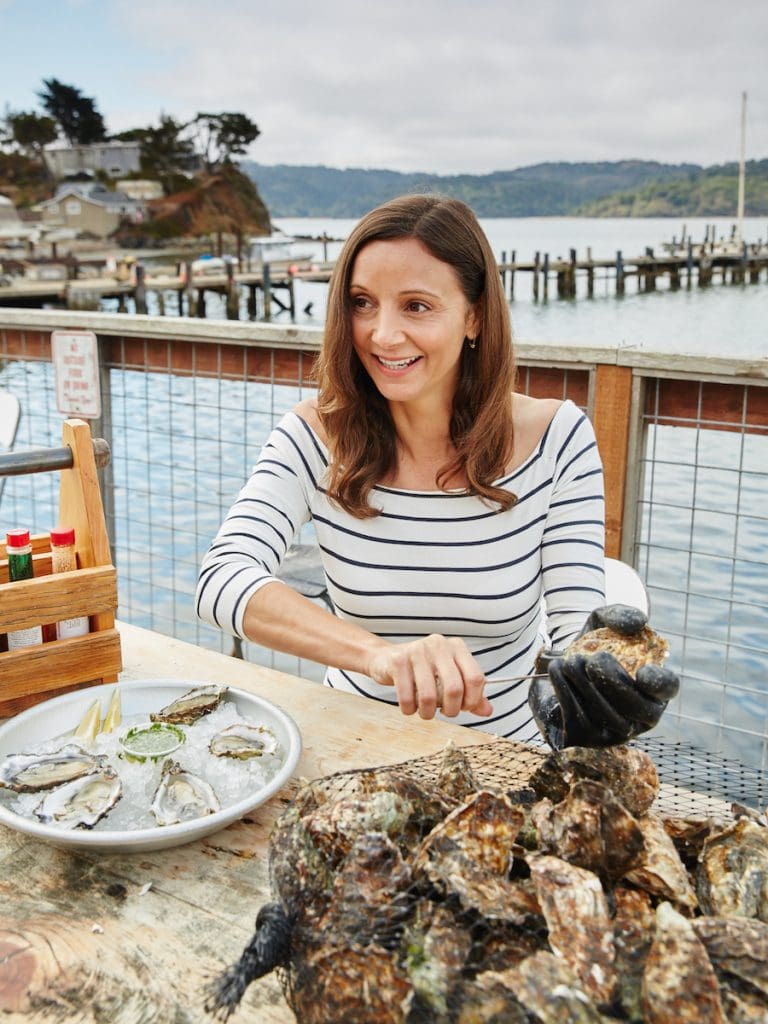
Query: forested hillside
[[243, 159, 767, 218]]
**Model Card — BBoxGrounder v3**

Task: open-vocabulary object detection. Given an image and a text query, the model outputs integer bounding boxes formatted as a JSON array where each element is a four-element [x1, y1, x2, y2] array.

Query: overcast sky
[[2, 0, 766, 175]]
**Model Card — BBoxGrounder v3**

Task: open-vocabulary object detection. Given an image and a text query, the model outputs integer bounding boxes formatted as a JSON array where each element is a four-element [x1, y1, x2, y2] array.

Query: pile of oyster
[[0, 685, 279, 831], [207, 742, 768, 1023]]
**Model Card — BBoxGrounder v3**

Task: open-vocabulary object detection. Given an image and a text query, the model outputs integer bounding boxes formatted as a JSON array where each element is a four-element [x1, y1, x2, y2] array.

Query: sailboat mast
[[737, 91, 746, 244]]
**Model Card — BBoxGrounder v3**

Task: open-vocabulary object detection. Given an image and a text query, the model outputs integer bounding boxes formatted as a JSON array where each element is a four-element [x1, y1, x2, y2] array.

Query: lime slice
[[119, 722, 185, 762]]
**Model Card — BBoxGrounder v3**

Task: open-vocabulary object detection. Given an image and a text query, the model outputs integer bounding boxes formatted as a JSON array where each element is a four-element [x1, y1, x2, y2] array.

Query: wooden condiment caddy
[[0, 419, 122, 716]]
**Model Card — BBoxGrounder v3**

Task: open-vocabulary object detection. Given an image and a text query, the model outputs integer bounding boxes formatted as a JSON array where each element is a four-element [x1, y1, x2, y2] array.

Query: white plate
[[0, 679, 302, 853]]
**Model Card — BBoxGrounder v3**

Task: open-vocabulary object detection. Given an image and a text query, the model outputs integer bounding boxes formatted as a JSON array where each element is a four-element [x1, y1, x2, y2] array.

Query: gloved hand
[[528, 604, 680, 750]]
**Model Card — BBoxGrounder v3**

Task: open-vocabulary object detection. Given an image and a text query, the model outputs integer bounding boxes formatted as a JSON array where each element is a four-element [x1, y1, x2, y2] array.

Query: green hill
[[243, 160, 703, 218], [576, 160, 768, 217]]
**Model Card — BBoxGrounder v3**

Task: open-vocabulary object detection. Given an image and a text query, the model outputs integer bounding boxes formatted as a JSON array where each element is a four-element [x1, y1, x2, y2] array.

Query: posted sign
[[51, 330, 101, 419]]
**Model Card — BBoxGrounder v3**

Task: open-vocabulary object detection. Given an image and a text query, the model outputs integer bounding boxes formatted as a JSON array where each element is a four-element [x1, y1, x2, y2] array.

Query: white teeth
[[378, 356, 417, 369]]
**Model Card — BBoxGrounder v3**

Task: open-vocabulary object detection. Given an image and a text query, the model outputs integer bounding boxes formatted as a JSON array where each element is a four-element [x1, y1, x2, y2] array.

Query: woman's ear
[[466, 304, 481, 341]]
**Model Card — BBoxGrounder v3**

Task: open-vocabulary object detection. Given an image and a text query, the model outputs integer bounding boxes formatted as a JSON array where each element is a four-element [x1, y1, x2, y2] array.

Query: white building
[[43, 142, 141, 180]]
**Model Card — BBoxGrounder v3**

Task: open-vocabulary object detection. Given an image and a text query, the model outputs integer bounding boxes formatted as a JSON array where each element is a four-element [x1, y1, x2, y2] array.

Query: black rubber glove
[[528, 604, 680, 750]]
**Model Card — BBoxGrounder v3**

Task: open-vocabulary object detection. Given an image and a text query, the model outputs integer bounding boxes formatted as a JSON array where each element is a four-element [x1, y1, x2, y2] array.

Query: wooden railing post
[[592, 363, 633, 559]]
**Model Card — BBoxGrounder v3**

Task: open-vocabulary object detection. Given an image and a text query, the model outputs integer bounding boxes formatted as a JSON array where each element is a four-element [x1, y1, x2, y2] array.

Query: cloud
[[18, 0, 768, 172]]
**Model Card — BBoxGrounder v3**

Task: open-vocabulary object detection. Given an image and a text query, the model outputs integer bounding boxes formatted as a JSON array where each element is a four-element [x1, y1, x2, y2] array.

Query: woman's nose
[[371, 308, 405, 347]]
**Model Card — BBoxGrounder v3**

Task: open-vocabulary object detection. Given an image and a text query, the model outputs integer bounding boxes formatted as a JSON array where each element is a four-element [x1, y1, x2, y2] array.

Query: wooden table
[[0, 623, 498, 1023]]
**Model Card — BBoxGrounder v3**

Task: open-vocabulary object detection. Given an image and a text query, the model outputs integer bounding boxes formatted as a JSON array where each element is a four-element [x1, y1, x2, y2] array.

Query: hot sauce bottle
[[5, 529, 44, 650], [49, 526, 89, 639]]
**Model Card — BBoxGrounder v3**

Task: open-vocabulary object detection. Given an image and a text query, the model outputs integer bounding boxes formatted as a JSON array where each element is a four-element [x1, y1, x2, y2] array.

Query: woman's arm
[[541, 408, 606, 649], [197, 412, 490, 720]]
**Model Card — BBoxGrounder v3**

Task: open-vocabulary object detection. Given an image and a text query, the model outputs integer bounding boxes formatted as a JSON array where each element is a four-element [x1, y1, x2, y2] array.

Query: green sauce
[[120, 723, 185, 761]]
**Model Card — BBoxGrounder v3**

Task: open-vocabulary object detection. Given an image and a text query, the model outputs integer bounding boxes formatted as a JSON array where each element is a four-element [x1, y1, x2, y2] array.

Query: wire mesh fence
[[1, 317, 767, 769]]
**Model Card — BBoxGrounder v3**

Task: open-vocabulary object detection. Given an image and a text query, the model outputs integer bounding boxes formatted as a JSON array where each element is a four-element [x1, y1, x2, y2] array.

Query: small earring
[[467, 336, 477, 349]]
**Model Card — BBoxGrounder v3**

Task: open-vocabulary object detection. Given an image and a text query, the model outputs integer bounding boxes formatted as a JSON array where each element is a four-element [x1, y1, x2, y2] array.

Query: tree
[[192, 112, 260, 173], [5, 111, 58, 161], [37, 78, 106, 145], [114, 115, 197, 191]]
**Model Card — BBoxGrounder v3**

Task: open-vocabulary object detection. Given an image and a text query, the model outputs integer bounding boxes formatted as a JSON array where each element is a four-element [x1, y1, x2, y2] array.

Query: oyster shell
[[0, 744, 107, 793], [322, 832, 413, 947], [34, 768, 122, 829], [290, 944, 413, 1024], [406, 903, 473, 1019], [150, 684, 227, 725], [612, 886, 657, 1023], [692, 916, 768, 1000], [624, 813, 698, 909], [528, 853, 617, 1006], [490, 950, 604, 1023], [150, 759, 220, 825], [529, 743, 659, 816], [642, 901, 725, 1023], [208, 723, 278, 759], [697, 818, 768, 921], [565, 624, 669, 675], [531, 778, 646, 884]]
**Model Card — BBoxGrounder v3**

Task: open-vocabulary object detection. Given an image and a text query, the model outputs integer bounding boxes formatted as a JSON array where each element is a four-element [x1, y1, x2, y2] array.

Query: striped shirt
[[196, 399, 605, 742]]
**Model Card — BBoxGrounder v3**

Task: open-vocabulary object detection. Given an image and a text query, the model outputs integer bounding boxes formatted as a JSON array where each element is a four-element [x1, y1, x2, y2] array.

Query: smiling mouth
[[375, 355, 421, 370]]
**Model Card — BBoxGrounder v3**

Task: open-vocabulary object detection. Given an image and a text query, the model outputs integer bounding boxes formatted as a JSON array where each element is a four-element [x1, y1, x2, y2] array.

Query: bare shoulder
[[508, 394, 564, 469], [293, 396, 327, 443]]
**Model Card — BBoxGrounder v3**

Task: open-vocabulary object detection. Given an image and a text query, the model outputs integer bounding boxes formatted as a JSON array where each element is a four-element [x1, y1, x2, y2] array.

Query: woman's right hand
[[366, 634, 492, 721]]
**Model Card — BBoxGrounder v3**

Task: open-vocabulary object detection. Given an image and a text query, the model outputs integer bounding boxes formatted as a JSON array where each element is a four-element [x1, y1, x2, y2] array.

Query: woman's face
[[349, 237, 478, 409]]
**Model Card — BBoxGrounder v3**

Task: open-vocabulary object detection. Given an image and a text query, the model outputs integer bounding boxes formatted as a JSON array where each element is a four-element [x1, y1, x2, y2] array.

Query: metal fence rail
[[1, 310, 766, 767]]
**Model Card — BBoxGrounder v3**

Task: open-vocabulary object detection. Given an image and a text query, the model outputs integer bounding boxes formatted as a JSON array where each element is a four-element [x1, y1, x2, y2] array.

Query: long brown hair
[[315, 194, 516, 518]]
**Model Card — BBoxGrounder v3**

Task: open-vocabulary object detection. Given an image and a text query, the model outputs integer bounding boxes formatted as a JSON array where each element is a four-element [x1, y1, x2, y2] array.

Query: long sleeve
[[540, 410, 606, 650], [195, 418, 316, 639]]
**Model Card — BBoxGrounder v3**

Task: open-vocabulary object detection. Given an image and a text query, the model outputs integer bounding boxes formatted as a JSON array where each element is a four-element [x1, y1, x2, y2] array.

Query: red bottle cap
[[50, 526, 76, 546], [6, 529, 31, 548]]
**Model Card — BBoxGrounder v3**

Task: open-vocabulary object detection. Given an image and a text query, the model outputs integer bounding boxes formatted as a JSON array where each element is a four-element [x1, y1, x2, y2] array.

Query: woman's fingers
[[371, 635, 490, 720]]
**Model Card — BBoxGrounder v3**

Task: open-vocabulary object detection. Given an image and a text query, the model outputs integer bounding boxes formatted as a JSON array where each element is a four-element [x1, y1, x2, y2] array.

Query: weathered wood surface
[[0, 622, 496, 1023]]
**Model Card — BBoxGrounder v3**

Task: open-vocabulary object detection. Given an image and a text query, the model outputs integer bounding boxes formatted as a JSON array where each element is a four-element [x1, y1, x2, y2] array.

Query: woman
[[197, 195, 674, 746]]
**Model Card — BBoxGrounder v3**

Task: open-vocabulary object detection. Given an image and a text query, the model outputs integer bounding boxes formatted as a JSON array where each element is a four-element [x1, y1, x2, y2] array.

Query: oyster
[[150, 684, 227, 725], [692, 916, 768, 1001], [433, 740, 480, 802], [290, 944, 413, 1024], [531, 778, 646, 883], [322, 832, 413, 948], [405, 903, 473, 1019], [150, 759, 220, 825], [34, 768, 122, 829], [641, 901, 725, 1023], [303, 790, 415, 867], [209, 723, 278, 759], [624, 813, 698, 909], [529, 744, 659, 816], [565, 623, 669, 675], [697, 818, 768, 921], [490, 950, 604, 1023], [0, 744, 107, 793], [612, 886, 656, 1023], [528, 853, 617, 1006]]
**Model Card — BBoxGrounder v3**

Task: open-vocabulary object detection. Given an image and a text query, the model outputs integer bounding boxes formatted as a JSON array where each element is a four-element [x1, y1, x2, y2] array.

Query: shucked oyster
[[150, 759, 220, 825], [35, 768, 122, 829], [150, 684, 227, 725], [0, 744, 108, 793], [209, 723, 278, 759]]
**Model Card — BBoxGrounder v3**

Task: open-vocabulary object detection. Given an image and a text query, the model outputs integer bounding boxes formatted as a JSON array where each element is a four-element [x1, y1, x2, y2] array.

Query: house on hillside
[[43, 141, 141, 180], [37, 182, 144, 237], [116, 179, 164, 201]]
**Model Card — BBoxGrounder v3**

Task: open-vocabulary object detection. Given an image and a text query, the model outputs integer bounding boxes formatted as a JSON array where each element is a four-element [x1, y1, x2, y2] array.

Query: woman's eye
[[407, 300, 429, 313], [350, 295, 370, 310]]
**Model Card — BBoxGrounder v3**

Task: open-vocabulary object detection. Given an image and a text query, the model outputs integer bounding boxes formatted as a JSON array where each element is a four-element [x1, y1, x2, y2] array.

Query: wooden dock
[[0, 243, 766, 318]]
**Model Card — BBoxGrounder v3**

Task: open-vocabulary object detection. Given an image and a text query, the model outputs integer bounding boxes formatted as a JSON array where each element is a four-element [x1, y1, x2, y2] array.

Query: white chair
[[0, 390, 21, 505], [604, 556, 649, 615]]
